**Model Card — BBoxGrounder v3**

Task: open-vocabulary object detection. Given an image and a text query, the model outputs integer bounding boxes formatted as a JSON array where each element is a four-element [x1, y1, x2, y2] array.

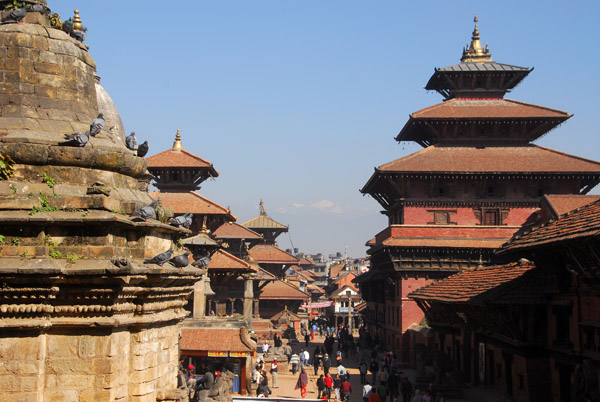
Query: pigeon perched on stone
[[62, 18, 74, 35], [89, 113, 104, 136], [60, 131, 89, 147], [169, 252, 190, 268], [3, 7, 26, 23], [169, 212, 192, 228], [132, 200, 159, 221], [71, 27, 87, 43], [137, 141, 149, 158], [125, 131, 137, 151], [191, 252, 211, 268], [144, 250, 174, 267], [27, 5, 46, 13]]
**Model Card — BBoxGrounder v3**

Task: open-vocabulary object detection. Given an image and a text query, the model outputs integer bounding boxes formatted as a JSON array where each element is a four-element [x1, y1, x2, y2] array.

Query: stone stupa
[[0, 2, 200, 400]]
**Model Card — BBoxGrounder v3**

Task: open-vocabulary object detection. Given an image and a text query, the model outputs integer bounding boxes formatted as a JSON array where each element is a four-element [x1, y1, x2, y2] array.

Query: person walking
[[362, 382, 373, 402], [314, 347, 323, 375], [359, 360, 368, 385], [295, 366, 309, 399], [340, 377, 352, 402], [270, 359, 279, 388], [368, 389, 381, 402], [305, 332, 311, 347], [324, 372, 334, 401], [290, 353, 300, 374], [317, 374, 326, 399], [399, 377, 413, 402], [334, 374, 342, 402], [323, 353, 332, 375], [369, 359, 379, 386], [377, 382, 387, 402], [257, 370, 271, 397]]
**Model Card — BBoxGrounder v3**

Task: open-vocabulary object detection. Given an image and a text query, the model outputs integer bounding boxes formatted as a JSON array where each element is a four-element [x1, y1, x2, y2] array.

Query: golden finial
[[172, 129, 183, 152], [73, 9, 83, 31], [200, 215, 208, 234], [461, 14, 492, 63], [259, 199, 266, 216]]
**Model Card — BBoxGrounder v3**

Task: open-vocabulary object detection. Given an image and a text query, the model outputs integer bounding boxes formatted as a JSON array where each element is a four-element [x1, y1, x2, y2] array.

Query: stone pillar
[[193, 278, 205, 319], [243, 276, 254, 319]]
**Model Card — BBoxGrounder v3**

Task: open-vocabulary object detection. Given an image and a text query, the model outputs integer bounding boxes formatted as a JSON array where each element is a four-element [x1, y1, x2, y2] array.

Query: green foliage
[[5, 1, 23, 11], [11, 237, 21, 246], [0, 235, 4, 244], [9, 184, 17, 195], [48, 249, 62, 259], [48, 13, 62, 28], [29, 193, 60, 215], [66, 253, 83, 262], [0, 152, 15, 180], [44, 236, 62, 259], [20, 250, 29, 258], [41, 173, 56, 189]]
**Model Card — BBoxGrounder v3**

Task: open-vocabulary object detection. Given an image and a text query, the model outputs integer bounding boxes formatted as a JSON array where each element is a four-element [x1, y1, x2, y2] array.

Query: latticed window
[[483, 210, 498, 225]]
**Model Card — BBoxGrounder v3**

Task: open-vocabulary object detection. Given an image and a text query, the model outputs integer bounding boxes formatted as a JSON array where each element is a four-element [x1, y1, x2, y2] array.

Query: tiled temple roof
[[258, 280, 309, 300], [499, 199, 600, 253], [407, 99, 569, 120], [248, 244, 300, 264], [212, 222, 263, 240], [543, 194, 600, 218], [147, 148, 217, 171], [149, 191, 236, 219], [207, 249, 257, 272], [180, 328, 254, 352], [373, 145, 600, 174], [409, 261, 536, 303]]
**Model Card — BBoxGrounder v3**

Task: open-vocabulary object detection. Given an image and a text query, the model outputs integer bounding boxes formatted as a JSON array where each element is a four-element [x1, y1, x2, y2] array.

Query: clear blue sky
[[54, 1, 600, 257]]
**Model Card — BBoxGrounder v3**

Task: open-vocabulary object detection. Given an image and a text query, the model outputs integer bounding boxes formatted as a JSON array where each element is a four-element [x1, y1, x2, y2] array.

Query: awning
[[301, 301, 334, 309]]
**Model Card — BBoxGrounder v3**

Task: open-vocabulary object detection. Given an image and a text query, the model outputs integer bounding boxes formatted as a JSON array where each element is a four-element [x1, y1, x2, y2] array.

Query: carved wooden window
[[473, 208, 509, 226], [429, 210, 457, 225], [483, 210, 498, 225]]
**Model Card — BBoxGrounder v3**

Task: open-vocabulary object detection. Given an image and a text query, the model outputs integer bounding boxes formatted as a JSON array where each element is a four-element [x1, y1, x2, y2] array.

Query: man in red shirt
[[324, 373, 334, 400], [340, 378, 352, 402]]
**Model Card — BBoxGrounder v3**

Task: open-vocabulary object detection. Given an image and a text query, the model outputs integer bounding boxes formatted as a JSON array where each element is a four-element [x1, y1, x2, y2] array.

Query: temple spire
[[259, 199, 266, 216], [461, 15, 492, 63], [172, 129, 183, 152]]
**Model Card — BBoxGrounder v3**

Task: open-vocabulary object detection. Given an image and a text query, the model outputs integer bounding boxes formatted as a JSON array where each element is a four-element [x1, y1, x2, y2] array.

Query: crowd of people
[[250, 318, 441, 402]]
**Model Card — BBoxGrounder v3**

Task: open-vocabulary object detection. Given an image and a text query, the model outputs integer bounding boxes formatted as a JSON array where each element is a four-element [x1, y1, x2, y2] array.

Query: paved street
[[255, 333, 508, 402]]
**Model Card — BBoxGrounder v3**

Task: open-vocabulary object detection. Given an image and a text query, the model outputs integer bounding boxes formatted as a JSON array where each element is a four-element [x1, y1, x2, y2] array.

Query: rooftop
[[149, 191, 236, 220], [248, 244, 300, 265], [409, 261, 537, 303], [212, 222, 263, 240], [373, 145, 600, 175], [207, 249, 258, 272], [499, 198, 600, 253]]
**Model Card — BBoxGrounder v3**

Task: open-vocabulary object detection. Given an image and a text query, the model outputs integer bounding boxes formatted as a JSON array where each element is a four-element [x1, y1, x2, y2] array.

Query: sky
[[52, 1, 600, 258]]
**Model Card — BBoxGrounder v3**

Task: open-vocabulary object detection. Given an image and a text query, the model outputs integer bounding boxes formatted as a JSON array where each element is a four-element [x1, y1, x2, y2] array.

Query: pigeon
[[137, 141, 149, 158], [169, 212, 192, 228], [60, 131, 89, 147], [144, 250, 174, 267], [89, 113, 104, 136], [169, 251, 190, 268], [71, 28, 87, 43], [192, 252, 211, 269], [27, 5, 46, 13], [132, 199, 159, 221], [184, 214, 193, 229], [4, 7, 26, 23], [62, 18, 74, 35], [125, 131, 137, 151]]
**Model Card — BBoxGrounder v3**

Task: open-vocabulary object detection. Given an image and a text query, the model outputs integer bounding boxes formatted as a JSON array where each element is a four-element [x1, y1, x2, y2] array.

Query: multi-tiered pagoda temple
[[358, 17, 600, 359]]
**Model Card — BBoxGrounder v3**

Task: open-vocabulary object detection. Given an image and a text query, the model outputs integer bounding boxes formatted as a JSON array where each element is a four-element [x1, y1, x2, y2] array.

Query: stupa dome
[[95, 74, 126, 145]]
